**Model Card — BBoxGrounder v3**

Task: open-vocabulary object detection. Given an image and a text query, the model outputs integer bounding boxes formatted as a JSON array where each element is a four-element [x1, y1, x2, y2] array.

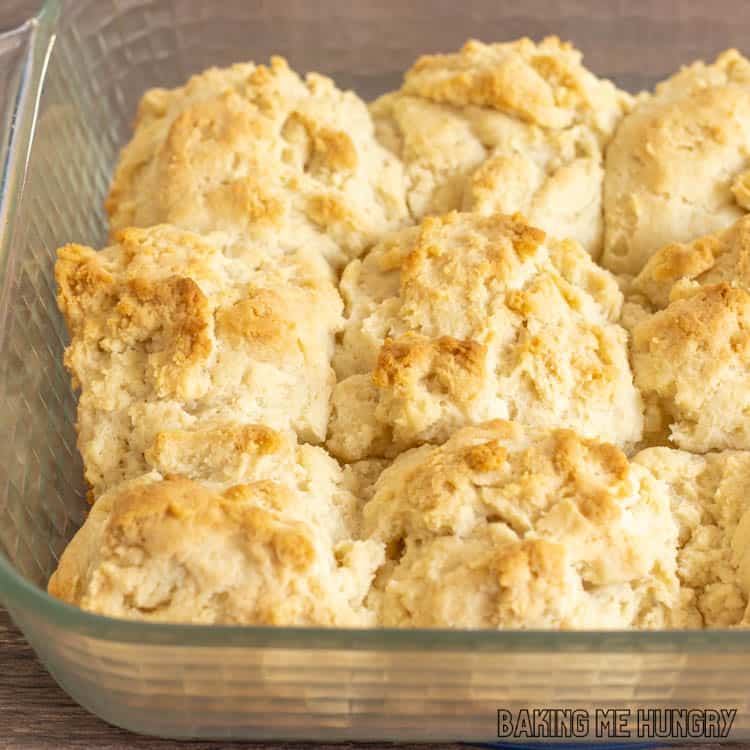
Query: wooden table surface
[[4, 0, 750, 747]]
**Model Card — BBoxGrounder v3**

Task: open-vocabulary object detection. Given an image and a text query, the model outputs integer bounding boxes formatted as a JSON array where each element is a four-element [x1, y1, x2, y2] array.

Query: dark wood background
[[4, 0, 750, 746]]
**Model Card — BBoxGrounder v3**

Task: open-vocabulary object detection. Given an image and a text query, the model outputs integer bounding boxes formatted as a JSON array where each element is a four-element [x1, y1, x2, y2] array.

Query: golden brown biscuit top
[[362, 422, 678, 629], [402, 37, 624, 131], [328, 211, 641, 462], [602, 49, 750, 275], [634, 215, 750, 309], [370, 37, 630, 256], [48, 474, 383, 627], [363, 422, 634, 545], [56, 224, 344, 496], [106, 58, 409, 269]]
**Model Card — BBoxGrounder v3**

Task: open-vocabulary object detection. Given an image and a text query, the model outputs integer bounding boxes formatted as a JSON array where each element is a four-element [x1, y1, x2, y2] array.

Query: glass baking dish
[[2, 0, 750, 741]]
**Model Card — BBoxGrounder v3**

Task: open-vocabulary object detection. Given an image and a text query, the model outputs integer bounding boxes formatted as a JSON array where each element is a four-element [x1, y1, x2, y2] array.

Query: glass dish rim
[[0, 0, 747, 652]]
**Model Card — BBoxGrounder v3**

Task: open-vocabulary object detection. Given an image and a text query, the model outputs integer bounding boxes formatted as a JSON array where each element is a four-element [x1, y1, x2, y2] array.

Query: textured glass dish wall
[[2, 0, 750, 741]]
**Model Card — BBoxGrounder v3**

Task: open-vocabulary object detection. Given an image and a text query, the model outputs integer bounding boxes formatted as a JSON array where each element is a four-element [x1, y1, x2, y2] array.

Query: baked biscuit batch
[[47, 39, 750, 630]]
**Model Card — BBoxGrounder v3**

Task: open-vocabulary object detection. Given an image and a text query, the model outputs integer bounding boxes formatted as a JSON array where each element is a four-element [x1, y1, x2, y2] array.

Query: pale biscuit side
[[633, 447, 750, 627]]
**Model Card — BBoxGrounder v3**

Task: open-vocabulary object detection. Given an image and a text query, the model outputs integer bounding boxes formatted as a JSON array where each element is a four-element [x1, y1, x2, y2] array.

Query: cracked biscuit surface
[[328, 211, 642, 462], [48, 426, 384, 626], [56, 224, 342, 497], [361, 421, 678, 629], [633, 214, 750, 309], [106, 57, 409, 270], [633, 447, 750, 627], [371, 37, 631, 258], [629, 216, 750, 451], [602, 49, 750, 275]]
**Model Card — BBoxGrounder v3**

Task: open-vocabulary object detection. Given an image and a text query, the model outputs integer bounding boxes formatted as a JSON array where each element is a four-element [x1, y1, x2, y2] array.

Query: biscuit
[[633, 447, 750, 627], [361, 421, 678, 629], [106, 58, 409, 270], [633, 214, 750, 310], [143, 422, 363, 534], [56, 224, 342, 497], [627, 217, 750, 450], [48, 468, 384, 626], [371, 37, 631, 257], [631, 283, 750, 452], [602, 49, 750, 275], [328, 211, 643, 461]]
